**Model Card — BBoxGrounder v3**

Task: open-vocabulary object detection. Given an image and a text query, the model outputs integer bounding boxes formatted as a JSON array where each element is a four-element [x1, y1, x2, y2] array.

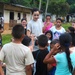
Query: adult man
[[27, 8, 43, 37]]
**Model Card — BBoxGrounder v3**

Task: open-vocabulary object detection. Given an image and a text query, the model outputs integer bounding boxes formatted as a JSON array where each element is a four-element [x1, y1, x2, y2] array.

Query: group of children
[[0, 8, 75, 75]]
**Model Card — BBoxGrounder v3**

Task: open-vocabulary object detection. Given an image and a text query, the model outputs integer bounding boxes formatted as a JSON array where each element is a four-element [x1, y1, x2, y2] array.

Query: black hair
[[68, 27, 75, 33], [38, 34, 48, 47], [69, 33, 75, 46], [22, 36, 31, 46], [56, 18, 62, 22], [59, 33, 73, 73], [46, 14, 51, 18], [32, 8, 39, 14], [21, 18, 27, 22], [51, 39, 59, 45], [12, 24, 25, 39], [45, 30, 53, 40]]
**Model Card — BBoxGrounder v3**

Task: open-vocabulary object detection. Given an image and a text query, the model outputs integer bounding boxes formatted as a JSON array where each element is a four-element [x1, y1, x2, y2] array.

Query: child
[[22, 35, 35, 51], [43, 33, 75, 75], [45, 30, 53, 51], [50, 18, 66, 40], [72, 20, 75, 30], [48, 39, 59, 75], [32, 35, 49, 75], [0, 24, 34, 75], [68, 27, 75, 52]]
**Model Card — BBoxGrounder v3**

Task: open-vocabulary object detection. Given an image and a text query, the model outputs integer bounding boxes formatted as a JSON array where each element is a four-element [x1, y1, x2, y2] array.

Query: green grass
[[2, 23, 71, 45], [62, 22, 71, 30], [2, 34, 12, 45]]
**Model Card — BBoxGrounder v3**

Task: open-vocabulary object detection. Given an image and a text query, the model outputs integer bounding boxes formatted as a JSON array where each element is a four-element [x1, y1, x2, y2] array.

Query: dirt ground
[[2, 30, 12, 35]]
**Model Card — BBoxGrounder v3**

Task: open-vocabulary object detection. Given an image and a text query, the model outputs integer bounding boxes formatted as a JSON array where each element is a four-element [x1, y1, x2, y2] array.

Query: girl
[[43, 33, 75, 75], [43, 15, 53, 33], [45, 30, 53, 51], [50, 18, 66, 40]]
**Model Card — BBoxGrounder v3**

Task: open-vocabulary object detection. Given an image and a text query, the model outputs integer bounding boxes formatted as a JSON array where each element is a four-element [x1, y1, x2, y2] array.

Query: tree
[[48, 0, 70, 17]]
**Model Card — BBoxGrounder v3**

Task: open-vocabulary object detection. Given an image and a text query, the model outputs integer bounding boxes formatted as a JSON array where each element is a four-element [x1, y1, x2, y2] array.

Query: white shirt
[[27, 19, 43, 37], [0, 42, 34, 75], [50, 26, 66, 39]]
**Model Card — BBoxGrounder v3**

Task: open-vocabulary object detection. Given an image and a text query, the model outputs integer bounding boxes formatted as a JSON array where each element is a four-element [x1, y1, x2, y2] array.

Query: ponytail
[[65, 46, 73, 73]]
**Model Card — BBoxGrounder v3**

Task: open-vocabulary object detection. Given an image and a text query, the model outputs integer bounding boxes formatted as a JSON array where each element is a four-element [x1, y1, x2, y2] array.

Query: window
[[18, 13, 21, 20], [10, 12, 14, 20]]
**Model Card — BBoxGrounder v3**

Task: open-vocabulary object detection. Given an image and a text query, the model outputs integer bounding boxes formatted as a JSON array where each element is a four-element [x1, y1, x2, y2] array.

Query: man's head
[[12, 24, 25, 40], [32, 8, 40, 21]]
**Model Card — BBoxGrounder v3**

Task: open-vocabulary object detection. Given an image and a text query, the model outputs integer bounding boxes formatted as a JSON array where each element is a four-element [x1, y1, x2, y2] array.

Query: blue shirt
[[54, 52, 75, 75]]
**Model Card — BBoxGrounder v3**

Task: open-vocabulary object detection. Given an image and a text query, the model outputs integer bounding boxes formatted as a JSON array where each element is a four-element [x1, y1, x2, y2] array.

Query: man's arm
[[27, 30, 31, 37], [25, 65, 32, 75]]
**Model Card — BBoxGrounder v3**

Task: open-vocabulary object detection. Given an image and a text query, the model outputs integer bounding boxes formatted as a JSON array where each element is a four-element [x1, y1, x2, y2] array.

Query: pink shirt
[[44, 22, 53, 33]]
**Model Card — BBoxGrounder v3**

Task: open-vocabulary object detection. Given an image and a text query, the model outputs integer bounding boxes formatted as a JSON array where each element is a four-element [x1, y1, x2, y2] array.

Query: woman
[[43, 15, 53, 33]]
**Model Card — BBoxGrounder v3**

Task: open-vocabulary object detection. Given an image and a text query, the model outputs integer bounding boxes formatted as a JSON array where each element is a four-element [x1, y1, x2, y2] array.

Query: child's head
[[59, 33, 72, 47], [68, 27, 75, 33], [72, 20, 75, 29], [59, 33, 73, 73], [45, 30, 53, 40], [38, 34, 48, 48], [22, 36, 31, 46], [50, 39, 59, 49], [12, 24, 25, 40], [56, 18, 62, 27], [32, 8, 40, 21]]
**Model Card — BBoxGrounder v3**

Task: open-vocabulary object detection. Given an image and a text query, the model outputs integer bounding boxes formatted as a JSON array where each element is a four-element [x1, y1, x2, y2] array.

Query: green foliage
[[48, 1, 70, 17], [2, 34, 12, 45]]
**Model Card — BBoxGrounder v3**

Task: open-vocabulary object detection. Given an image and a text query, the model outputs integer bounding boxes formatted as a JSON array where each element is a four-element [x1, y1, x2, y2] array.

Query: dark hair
[[45, 30, 53, 40], [51, 39, 59, 44], [46, 14, 51, 18], [32, 8, 39, 14], [22, 36, 31, 46], [21, 18, 27, 22], [59, 33, 73, 73], [69, 33, 75, 46], [68, 27, 75, 33], [12, 24, 25, 39], [56, 18, 62, 22], [38, 35, 48, 47]]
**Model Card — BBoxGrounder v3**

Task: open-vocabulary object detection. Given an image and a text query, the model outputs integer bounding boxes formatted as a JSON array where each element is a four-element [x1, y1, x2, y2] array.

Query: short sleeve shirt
[[54, 52, 75, 75], [27, 19, 43, 37], [50, 26, 66, 39], [0, 42, 34, 75]]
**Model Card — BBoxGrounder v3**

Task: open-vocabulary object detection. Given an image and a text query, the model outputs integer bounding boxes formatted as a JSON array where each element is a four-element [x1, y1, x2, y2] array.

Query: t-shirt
[[54, 52, 75, 75], [44, 22, 53, 33], [27, 19, 43, 37], [50, 26, 66, 39], [32, 49, 49, 75], [0, 42, 34, 75]]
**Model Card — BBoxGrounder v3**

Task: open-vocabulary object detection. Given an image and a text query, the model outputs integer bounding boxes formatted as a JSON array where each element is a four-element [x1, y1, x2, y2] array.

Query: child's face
[[72, 23, 75, 29], [56, 20, 62, 27], [46, 33, 51, 40]]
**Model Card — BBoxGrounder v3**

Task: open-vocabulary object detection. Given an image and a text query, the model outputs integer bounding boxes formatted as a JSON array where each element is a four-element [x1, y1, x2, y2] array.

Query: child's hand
[[51, 43, 60, 54]]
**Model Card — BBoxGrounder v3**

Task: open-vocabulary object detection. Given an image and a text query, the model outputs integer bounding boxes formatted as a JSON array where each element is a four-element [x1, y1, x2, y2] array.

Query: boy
[[32, 35, 49, 75], [0, 24, 34, 75]]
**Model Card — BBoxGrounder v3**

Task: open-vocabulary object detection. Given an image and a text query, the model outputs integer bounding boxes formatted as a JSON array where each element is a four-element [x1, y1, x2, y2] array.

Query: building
[[0, 2, 32, 30]]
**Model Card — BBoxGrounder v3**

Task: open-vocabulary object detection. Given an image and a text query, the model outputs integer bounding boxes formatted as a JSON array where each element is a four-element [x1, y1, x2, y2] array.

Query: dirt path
[[2, 30, 12, 35]]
